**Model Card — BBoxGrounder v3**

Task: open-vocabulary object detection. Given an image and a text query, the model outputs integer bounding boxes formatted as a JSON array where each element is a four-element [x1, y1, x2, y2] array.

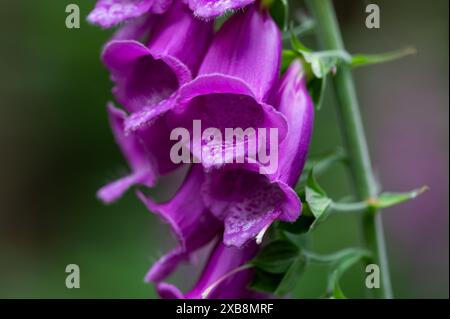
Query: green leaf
[[249, 269, 285, 294], [326, 248, 371, 298], [249, 238, 307, 296], [268, 0, 289, 31], [282, 19, 316, 42], [274, 254, 307, 296], [250, 239, 299, 274], [305, 169, 332, 219], [351, 47, 416, 68], [251, 254, 307, 296], [329, 272, 347, 299], [290, 35, 350, 78], [285, 166, 338, 234], [250, 252, 307, 297], [299, 148, 347, 185], [307, 76, 327, 110], [278, 211, 315, 234], [290, 36, 351, 109], [369, 186, 428, 209]]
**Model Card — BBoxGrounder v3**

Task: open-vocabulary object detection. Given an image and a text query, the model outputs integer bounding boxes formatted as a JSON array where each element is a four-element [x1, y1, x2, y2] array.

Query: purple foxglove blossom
[[102, 2, 213, 113], [97, 103, 157, 203], [136, 165, 222, 282], [126, 4, 287, 170], [185, 0, 255, 18], [201, 60, 314, 248], [156, 241, 261, 299], [97, 3, 213, 203], [88, 0, 173, 28]]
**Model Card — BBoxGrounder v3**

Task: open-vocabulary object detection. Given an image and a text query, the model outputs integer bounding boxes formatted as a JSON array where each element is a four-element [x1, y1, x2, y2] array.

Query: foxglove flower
[[97, 3, 213, 203], [97, 103, 157, 203], [201, 60, 314, 247], [102, 2, 213, 113], [136, 165, 222, 282], [126, 3, 288, 171], [88, 0, 256, 28], [88, 0, 173, 28], [157, 241, 260, 299]]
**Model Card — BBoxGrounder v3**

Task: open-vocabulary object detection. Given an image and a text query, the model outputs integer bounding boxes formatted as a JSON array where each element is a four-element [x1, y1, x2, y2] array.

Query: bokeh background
[[0, 0, 448, 298]]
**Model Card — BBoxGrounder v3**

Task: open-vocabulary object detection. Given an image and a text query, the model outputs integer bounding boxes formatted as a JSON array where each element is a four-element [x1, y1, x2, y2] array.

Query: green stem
[[307, 0, 393, 299], [330, 201, 368, 213]]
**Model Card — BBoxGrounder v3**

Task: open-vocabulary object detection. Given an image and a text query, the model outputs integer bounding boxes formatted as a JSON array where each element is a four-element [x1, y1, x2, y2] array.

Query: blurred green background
[[0, 0, 448, 298]]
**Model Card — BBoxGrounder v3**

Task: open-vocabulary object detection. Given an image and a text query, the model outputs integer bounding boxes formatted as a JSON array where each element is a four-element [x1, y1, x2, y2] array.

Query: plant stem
[[307, 0, 393, 298]]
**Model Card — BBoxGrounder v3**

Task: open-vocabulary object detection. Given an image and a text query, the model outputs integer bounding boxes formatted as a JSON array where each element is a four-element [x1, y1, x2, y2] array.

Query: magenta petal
[[137, 165, 222, 281], [198, 4, 281, 101], [156, 282, 185, 299], [97, 103, 156, 203], [185, 242, 258, 299], [156, 241, 259, 299], [202, 170, 300, 247], [150, 0, 174, 14], [173, 75, 288, 171], [102, 40, 189, 113], [97, 171, 154, 204], [276, 180, 302, 222], [111, 14, 155, 41], [102, 3, 212, 112], [148, 2, 214, 77], [124, 91, 176, 134], [87, 0, 155, 28], [187, 0, 255, 18], [271, 60, 315, 186], [144, 247, 187, 282]]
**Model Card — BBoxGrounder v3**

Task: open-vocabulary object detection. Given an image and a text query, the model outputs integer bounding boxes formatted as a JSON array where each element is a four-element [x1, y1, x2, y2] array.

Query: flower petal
[[110, 14, 155, 41], [124, 93, 176, 134], [148, 2, 214, 77], [97, 171, 154, 204], [144, 247, 188, 282], [87, 0, 155, 28], [102, 3, 213, 112], [202, 169, 301, 247], [156, 282, 185, 299], [198, 3, 281, 101], [173, 75, 287, 171], [186, 241, 258, 299], [102, 40, 188, 113], [270, 60, 315, 186], [187, 0, 255, 19], [150, 0, 174, 14], [97, 103, 156, 203], [137, 165, 222, 281]]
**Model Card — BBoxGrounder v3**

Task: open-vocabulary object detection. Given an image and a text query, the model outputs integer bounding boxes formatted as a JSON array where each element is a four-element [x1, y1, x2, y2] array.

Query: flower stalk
[[307, 0, 393, 298]]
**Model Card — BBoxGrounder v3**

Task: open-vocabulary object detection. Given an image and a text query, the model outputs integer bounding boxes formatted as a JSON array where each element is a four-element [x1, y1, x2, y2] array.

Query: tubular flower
[[201, 60, 314, 248], [87, 0, 256, 28], [93, 0, 315, 300], [157, 241, 261, 299], [126, 3, 287, 171], [97, 2, 213, 203], [136, 165, 222, 282], [97, 103, 157, 204], [87, 0, 173, 28], [102, 2, 213, 113]]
